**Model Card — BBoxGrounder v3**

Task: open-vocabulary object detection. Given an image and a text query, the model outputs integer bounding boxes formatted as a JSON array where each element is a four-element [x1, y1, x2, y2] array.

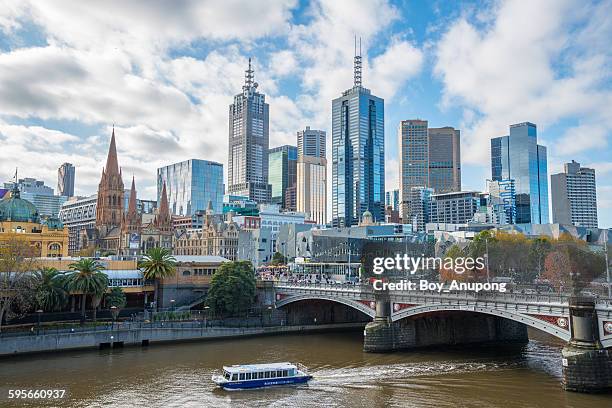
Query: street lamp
[[170, 299, 175, 312], [267, 305, 272, 326], [36, 309, 43, 336], [204, 305, 210, 328], [110, 306, 119, 330]]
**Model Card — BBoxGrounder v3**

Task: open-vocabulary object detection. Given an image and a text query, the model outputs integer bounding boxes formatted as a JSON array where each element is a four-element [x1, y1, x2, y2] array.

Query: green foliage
[[270, 251, 287, 265], [65, 259, 108, 296], [206, 261, 256, 317], [33, 267, 68, 312], [139, 247, 177, 280], [153, 311, 191, 321], [106, 287, 126, 309]]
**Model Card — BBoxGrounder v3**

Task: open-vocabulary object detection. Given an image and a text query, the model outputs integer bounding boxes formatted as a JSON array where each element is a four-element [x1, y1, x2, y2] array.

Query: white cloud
[[434, 0, 612, 165]]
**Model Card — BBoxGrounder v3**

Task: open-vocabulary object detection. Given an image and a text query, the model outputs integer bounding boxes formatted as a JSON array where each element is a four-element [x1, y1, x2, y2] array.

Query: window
[[264, 371, 270, 378], [182, 270, 191, 276], [270, 371, 276, 378], [239, 373, 245, 380], [232, 374, 238, 381], [246, 373, 251, 380], [258, 372, 264, 379], [282, 370, 288, 377]]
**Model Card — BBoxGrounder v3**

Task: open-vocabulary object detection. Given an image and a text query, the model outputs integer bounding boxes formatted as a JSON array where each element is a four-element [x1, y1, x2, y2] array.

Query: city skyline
[[0, 1, 610, 227]]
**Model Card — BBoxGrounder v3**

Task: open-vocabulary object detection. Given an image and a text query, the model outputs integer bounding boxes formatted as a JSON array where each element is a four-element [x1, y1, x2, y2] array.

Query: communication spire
[[244, 57, 255, 89], [354, 36, 362, 87]]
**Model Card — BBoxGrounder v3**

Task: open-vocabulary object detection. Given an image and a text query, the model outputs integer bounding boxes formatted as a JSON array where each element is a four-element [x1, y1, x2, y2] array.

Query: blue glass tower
[[332, 42, 385, 227], [157, 159, 224, 216], [491, 122, 549, 224]]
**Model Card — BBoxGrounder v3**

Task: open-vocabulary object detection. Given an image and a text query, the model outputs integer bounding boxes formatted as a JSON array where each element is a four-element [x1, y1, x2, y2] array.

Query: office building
[[551, 160, 598, 227], [332, 44, 384, 227], [57, 163, 75, 197], [268, 145, 298, 210], [428, 191, 482, 225], [385, 189, 400, 211], [491, 122, 549, 224], [428, 127, 461, 193], [227, 58, 271, 203], [3, 177, 67, 218], [297, 155, 327, 225], [298, 127, 326, 159], [488, 179, 516, 225], [59, 194, 97, 254], [409, 187, 434, 231], [157, 159, 224, 216]]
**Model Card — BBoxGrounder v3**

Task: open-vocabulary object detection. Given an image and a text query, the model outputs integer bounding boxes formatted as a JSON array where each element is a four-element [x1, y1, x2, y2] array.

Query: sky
[[0, 0, 610, 227]]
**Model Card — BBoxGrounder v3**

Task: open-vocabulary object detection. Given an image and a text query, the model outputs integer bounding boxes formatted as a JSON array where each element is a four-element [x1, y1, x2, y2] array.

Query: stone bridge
[[273, 282, 612, 393]]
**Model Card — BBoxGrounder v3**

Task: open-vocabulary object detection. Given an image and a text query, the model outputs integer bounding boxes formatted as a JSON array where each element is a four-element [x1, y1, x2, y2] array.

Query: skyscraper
[[491, 122, 549, 224], [57, 162, 75, 197], [385, 189, 399, 211], [551, 160, 597, 227], [398, 119, 428, 221], [268, 145, 298, 210], [227, 58, 271, 203], [332, 41, 384, 227], [428, 127, 461, 193], [157, 159, 224, 216], [298, 126, 326, 159]]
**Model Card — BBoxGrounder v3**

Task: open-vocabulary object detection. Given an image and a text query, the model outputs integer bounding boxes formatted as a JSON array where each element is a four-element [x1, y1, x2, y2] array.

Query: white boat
[[212, 362, 312, 390]]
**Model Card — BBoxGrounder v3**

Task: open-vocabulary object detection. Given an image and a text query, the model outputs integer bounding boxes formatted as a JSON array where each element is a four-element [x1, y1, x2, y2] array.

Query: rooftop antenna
[[354, 36, 362, 87], [244, 57, 255, 90]]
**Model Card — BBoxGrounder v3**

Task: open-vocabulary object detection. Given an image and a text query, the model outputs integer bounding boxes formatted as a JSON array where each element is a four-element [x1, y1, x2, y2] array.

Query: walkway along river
[[0, 329, 611, 407]]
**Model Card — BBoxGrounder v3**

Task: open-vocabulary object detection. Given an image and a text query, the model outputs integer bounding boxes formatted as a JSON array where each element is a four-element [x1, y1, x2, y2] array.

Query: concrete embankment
[[0, 322, 366, 357]]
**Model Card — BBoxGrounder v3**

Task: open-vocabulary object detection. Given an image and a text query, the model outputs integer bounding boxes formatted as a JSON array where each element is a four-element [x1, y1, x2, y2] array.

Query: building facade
[[298, 126, 326, 159], [428, 191, 482, 225], [3, 178, 67, 218], [551, 160, 598, 227], [428, 127, 461, 193], [157, 159, 223, 216], [268, 145, 297, 210], [491, 122, 549, 224], [57, 163, 75, 198], [227, 58, 271, 203], [385, 189, 400, 212], [332, 50, 384, 227], [297, 155, 327, 225], [399, 120, 428, 221], [59, 194, 97, 254]]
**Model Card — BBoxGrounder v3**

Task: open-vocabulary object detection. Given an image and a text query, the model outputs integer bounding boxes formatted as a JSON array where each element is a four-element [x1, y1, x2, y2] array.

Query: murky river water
[[0, 330, 611, 407]]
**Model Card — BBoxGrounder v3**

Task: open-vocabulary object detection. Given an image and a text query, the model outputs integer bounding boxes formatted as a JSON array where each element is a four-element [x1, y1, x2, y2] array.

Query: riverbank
[[0, 322, 366, 358]]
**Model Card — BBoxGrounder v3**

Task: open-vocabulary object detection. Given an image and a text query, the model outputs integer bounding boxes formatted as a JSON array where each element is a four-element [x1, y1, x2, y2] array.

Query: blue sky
[[0, 0, 610, 226]]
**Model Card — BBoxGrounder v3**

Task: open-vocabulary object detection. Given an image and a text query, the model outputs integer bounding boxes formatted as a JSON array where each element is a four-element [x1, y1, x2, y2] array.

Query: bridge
[[272, 282, 612, 393]]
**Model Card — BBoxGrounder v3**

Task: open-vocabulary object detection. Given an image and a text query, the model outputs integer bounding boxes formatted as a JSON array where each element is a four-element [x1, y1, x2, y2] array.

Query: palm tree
[[139, 247, 176, 310], [106, 287, 127, 309], [65, 259, 108, 323], [33, 267, 68, 312]]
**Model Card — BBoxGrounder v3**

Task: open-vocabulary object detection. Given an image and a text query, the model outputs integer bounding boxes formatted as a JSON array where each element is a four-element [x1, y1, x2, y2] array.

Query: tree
[[270, 251, 287, 265], [543, 242, 604, 294], [33, 267, 68, 312], [139, 247, 176, 310], [0, 236, 38, 332], [206, 261, 256, 317], [65, 258, 108, 323], [106, 287, 126, 309]]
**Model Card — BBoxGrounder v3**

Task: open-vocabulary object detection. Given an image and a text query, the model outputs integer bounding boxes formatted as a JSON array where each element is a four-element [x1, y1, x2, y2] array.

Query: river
[[0, 330, 610, 407]]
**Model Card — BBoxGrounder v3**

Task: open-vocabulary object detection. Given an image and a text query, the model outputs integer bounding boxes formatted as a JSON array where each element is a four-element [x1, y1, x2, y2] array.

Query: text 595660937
[[7, 389, 66, 399]]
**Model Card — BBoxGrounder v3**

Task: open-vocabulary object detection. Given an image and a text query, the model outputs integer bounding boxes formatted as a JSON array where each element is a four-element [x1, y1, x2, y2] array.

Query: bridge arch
[[275, 294, 376, 319], [391, 304, 570, 341]]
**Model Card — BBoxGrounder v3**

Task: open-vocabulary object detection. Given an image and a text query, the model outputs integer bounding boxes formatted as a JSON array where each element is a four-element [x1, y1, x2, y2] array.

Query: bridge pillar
[[562, 296, 612, 393], [363, 291, 413, 352]]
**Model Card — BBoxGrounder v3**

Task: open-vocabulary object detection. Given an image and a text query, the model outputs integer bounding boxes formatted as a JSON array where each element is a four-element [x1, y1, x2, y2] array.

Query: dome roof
[[0, 186, 40, 223], [362, 210, 372, 218]]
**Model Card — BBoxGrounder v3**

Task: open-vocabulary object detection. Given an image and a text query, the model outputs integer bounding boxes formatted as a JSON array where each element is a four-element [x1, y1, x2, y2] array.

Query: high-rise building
[[227, 58, 271, 203], [428, 191, 482, 225], [57, 162, 75, 197], [332, 42, 384, 227], [428, 127, 461, 193], [385, 189, 400, 211], [399, 120, 428, 221], [409, 186, 433, 231], [268, 145, 297, 210], [399, 122, 462, 222], [491, 122, 549, 224], [551, 160, 597, 227], [488, 179, 516, 224], [157, 159, 224, 216], [59, 194, 97, 254], [297, 155, 327, 224], [298, 127, 326, 159]]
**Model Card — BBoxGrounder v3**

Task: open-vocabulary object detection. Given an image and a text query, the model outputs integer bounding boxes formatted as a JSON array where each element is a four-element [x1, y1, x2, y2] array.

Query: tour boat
[[211, 362, 312, 390]]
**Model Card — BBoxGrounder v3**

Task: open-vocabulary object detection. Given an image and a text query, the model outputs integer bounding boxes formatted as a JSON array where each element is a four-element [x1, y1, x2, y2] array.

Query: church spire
[[127, 176, 137, 214], [154, 181, 172, 232], [105, 126, 120, 176]]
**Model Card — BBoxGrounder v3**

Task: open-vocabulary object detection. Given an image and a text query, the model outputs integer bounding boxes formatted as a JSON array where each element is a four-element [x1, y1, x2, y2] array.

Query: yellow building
[[0, 186, 69, 257]]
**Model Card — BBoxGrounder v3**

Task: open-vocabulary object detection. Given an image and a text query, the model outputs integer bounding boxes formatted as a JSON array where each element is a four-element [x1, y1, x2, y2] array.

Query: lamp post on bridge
[[36, 309, 43, 336]]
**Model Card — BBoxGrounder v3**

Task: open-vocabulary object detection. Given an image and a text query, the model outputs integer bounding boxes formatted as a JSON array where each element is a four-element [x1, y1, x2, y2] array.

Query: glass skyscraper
[[297, 126, 326, 159], [157, 159, 224, 216], [332, 48, 384, 227], [491, 122, 549, 224], [57, 162, 75, 197], [268, 145, 297, 210], [227, 58, 271, 203]]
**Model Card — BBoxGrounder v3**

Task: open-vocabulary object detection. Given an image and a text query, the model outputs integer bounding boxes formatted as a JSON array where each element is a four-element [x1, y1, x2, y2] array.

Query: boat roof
[[223, 362, 296, 373]]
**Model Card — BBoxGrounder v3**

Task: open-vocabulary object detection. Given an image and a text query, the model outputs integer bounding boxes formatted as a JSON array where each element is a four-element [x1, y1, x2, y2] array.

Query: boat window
[[239, 373, 245, 380], [225, 373, 230, 380], [264, 371, 270, 378], [277, 370, 283, 377], [271, 371, 277, 378], [258, 372, 264, 379], [282, 370, 288, 377], [246, 373, 251, 380], [232, 374, 238, 381]]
